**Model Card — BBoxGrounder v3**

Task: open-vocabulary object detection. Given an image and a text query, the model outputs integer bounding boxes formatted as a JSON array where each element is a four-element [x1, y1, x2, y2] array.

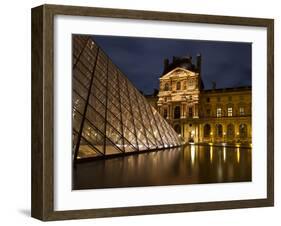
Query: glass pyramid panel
[[122, 140, 137, 153], [81, 120, 105, 154], [77, 136, 103, 159], [104, 137, 123, 155], [72, 35, 181, 160], [85, 104, 105, 132]]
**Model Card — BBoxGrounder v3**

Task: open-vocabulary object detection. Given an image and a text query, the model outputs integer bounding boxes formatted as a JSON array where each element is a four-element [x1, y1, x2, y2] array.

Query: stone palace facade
[[149, 55, 252, 145]]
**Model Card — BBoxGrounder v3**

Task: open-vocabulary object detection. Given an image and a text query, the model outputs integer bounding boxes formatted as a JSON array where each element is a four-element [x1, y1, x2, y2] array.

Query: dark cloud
[[92, 35, 252, 94]]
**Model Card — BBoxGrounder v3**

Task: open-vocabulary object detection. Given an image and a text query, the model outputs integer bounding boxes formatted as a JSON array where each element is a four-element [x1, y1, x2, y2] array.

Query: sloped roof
[[161, 56, 199, 76]]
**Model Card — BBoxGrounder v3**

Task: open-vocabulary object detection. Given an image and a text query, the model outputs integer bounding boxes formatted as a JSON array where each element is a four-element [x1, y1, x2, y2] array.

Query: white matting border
[[54, 15, 267, 211]]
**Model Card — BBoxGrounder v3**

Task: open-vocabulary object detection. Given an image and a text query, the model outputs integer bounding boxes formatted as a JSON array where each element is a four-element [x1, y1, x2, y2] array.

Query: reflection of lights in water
[[191, 144, 195, 165], [223, 147, 226, 162], [222, 142, 226, 146], [236, 147, 240, 163], [217, 165, 223, 181], [210, 146, 213, 162]]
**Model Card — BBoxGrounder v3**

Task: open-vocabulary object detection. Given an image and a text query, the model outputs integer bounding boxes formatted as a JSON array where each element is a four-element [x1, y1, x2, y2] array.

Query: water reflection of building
[[74, 145, 251, 189], [149, 55, 251, 145]]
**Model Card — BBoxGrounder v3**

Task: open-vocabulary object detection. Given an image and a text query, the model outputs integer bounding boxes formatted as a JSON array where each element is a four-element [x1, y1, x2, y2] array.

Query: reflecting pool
[[73, 145, 252, 190]]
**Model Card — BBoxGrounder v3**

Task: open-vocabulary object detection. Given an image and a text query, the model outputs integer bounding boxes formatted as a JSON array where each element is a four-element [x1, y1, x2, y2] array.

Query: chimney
[[196, 54, 202, 73], [163, 58, 169, 71], [212, 81, 216, 90]]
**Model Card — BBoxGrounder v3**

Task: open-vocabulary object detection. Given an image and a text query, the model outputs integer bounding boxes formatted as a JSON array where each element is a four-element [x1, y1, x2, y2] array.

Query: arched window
[[204, 124, 211, 138], [174, 124, 181, 134], [174, 106, 181, 119], [216, 124, 223, 137], [239, 124, 247, 138], [176, 81, 181, 90], [164, 83, 169, 91], [227, 124, 235, 138]]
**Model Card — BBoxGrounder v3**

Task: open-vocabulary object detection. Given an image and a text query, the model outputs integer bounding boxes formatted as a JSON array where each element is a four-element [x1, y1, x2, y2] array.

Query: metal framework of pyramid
[[72, 35, 181, 160]]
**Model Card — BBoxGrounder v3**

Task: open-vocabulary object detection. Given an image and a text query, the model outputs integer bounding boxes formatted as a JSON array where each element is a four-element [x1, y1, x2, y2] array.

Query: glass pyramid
[[72, 35, 181, 160]]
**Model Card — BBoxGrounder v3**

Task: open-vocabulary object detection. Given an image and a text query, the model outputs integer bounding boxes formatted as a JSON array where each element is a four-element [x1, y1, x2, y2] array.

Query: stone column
[[198, 124, 202, 143], [223, 123, 227, 143], [194, 103, 199, 118], [182, 103, 186, 118], [167, 104, 170, 119]]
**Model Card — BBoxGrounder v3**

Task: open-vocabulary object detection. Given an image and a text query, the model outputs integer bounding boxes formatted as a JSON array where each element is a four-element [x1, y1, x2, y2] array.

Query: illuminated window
[[239, 107, 245, 115], [216, 108, 222, 117], [176, 81, 181, 90], [227, 107, 233, 117]]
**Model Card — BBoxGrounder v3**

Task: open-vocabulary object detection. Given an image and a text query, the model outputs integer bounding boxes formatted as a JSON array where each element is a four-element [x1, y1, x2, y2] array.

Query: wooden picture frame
[[31, 4, 274, 221]]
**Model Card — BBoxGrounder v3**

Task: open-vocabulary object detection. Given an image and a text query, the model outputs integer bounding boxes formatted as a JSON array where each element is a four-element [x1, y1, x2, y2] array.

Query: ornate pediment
[[160, 67, 196, 80]]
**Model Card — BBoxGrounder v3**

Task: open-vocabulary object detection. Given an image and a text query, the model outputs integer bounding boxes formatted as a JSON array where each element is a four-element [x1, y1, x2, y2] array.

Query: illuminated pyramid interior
[[72, 35, 181, 160]]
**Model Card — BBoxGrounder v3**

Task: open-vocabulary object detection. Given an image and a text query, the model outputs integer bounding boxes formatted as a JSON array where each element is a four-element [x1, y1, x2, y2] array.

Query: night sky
[[92, 35, 252, 95]]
